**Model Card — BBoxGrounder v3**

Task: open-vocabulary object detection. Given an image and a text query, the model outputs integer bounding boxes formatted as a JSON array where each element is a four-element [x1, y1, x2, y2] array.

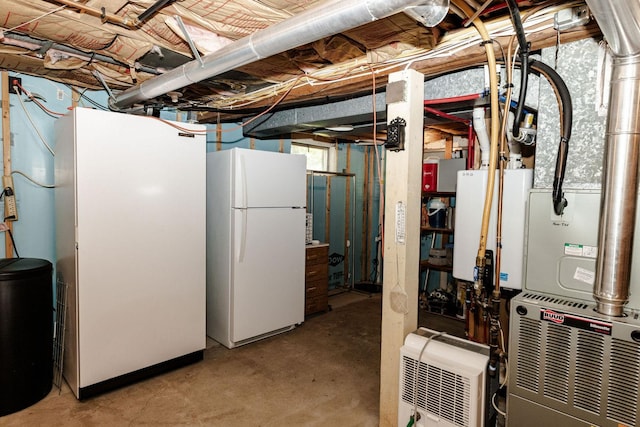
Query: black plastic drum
[[0, 258, 53, 417]]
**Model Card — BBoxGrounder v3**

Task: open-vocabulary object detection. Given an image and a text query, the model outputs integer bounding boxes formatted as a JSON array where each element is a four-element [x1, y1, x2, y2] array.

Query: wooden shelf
[[422, 191, 456, 198], [420, 260, 453, 272], [421, 226, 454, 234]]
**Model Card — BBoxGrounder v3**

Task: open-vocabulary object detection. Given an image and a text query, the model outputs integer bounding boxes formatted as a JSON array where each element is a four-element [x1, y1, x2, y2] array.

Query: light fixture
[[325, 125, 354, 132], [167, 91, 182, 103], [404, 0, 450, 27]]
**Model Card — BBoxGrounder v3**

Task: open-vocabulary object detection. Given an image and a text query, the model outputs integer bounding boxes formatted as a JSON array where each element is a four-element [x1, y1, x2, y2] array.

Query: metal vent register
[[507, 292, 640, 427]]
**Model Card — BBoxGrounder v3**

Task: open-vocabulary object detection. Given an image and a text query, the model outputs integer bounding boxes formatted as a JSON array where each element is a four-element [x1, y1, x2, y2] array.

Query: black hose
[[529, 59, 572, 216], [505, 0, 531, 140], [138, 0, 176, 23]]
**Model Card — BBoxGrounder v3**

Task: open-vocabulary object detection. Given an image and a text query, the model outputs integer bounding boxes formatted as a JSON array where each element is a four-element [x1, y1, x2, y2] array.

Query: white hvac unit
[[453, 169, 533, 289], [398, 328, 490, 427]]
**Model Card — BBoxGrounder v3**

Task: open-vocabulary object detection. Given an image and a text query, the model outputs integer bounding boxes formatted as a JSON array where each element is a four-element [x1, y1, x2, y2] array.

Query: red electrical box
[[422, 161, 438, 192]]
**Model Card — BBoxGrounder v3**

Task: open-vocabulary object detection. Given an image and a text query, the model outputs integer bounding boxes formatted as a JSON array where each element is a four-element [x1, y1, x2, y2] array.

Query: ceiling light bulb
[[325, 125, 354, 132], [167, 91, 182, 103]]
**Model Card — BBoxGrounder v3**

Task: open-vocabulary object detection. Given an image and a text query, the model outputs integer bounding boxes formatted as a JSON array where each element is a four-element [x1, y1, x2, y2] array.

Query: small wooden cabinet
[[305, 244, 329, 316]]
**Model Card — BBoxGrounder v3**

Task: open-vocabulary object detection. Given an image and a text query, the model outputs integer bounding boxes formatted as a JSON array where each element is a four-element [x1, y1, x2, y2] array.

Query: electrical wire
[[2, 5, 67, 33], [411, 332, 446, 425], [491, 356, 508, 418], [6, 228, 20, 258], [67, 85, 109, 110], [14, 88, 56, 156], [369, 66, 385, 259], [14, 81, 67, 118], [11, 170, 55, 189]]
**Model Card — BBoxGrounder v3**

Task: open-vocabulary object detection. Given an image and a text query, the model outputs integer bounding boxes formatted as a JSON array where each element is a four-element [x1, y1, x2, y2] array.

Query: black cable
[[7, 228, 20, 258], [529, 59, 572, 216], [505, 0, 531, 140]]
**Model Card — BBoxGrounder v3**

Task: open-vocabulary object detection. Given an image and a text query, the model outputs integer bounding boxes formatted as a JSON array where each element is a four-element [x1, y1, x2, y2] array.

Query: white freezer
[[55, 108, 206, 398], [206, 148, 306, 348]]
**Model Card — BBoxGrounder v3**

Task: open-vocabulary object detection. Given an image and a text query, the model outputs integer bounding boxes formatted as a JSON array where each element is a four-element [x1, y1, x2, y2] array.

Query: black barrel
[[0, 258, 53, 417]]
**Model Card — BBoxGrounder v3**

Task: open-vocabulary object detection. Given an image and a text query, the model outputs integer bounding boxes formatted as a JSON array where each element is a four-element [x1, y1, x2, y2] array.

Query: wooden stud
[[344, 145, 351, 287], [325, 176, 331, 247], [1, 72, 14, 257]]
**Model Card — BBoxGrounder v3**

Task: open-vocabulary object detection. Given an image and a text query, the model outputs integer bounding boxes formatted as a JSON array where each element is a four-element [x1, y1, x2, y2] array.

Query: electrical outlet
[[8, 77, 22, 94], [2, 175, 17, 221]]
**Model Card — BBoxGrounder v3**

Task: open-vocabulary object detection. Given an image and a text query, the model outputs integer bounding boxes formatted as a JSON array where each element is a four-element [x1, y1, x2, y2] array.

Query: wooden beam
[[379, 69, 424, 426]]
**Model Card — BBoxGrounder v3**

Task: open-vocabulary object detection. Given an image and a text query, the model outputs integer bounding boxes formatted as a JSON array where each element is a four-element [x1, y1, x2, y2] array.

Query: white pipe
[[112, 0, 432, 109], [472, 107, 490, 168], [506, 111, 522, 169]]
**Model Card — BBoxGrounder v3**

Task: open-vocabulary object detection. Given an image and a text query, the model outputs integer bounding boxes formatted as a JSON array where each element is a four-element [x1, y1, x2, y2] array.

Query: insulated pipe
[[586, 0, 640, 316], [0, 32, 160, 75], [472, 107, 490, 168], [451, 0, 500, 297], [111, 0, 433, 109]]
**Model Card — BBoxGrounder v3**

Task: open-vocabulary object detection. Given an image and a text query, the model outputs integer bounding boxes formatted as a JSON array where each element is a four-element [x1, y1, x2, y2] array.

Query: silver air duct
[[586, 0, 640, 316], [111, 0, 435, 109]]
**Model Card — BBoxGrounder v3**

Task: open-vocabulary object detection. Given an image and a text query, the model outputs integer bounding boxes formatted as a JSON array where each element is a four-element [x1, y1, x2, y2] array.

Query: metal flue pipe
[[586, 0, 640, 316], [111, 0, 433, 109]]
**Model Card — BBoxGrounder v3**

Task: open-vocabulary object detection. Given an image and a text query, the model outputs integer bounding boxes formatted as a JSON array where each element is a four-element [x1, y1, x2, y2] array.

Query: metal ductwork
[[111, 0, 434, 109], [586, 0, 640, 316]]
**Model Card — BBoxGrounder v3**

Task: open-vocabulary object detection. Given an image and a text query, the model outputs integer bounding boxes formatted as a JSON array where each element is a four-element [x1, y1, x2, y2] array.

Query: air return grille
[[398, 329, 489, 427], [607, 338, 640, 426], [543, 323, 571, 403], [400, 355, 471, 426], [516, 317, 541, 392], [573, 330, 605, 414]]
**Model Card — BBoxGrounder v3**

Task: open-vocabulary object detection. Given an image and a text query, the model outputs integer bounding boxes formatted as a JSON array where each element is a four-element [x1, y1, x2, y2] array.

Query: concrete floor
[[2, 292, 383, 426], [2, 291, 468, 426]]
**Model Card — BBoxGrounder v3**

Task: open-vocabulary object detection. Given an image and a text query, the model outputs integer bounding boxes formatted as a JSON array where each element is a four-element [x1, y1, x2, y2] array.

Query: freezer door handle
[[239, 154, 248, 208]]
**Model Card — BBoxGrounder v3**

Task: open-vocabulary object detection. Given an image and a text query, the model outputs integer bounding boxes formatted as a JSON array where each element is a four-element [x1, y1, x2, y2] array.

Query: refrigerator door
[[231, 207, 305, 344], [232, 148, 306, 208]]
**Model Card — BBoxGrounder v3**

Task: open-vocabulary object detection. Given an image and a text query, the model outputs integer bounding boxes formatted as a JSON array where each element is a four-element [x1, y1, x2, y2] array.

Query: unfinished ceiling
[[0, 0, 600, 125]]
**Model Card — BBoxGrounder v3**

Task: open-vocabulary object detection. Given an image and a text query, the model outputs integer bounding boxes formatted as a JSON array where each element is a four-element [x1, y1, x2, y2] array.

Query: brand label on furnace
[[540, 308, 612, 335]]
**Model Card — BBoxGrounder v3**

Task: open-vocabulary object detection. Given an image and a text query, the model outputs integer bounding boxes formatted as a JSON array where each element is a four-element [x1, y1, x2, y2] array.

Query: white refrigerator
[[55, 108, 206, 399], [206, 148, 306, 348]]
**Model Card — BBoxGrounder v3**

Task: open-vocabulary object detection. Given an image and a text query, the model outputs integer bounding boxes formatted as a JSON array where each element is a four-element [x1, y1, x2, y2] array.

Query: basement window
[[291, 141, 335, 172]]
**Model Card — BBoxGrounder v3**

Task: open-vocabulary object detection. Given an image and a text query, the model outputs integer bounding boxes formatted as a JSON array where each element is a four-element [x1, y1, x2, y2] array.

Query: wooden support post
[[344, 145, 351, 287], [379, 69, 424, 426], [1, 72, 14, 257]]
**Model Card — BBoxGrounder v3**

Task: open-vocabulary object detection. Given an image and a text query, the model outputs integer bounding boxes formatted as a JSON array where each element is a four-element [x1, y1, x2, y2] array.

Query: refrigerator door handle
[[237, 208, 247, 263]]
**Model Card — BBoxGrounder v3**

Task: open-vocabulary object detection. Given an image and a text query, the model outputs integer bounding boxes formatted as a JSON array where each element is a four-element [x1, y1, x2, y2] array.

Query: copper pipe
[[50, 0, 139, 28]]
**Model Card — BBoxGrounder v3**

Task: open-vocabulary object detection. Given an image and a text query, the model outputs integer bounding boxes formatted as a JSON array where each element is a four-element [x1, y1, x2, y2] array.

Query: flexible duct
[[586, 0, 640, 316], [111, 0, 434, 109]]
